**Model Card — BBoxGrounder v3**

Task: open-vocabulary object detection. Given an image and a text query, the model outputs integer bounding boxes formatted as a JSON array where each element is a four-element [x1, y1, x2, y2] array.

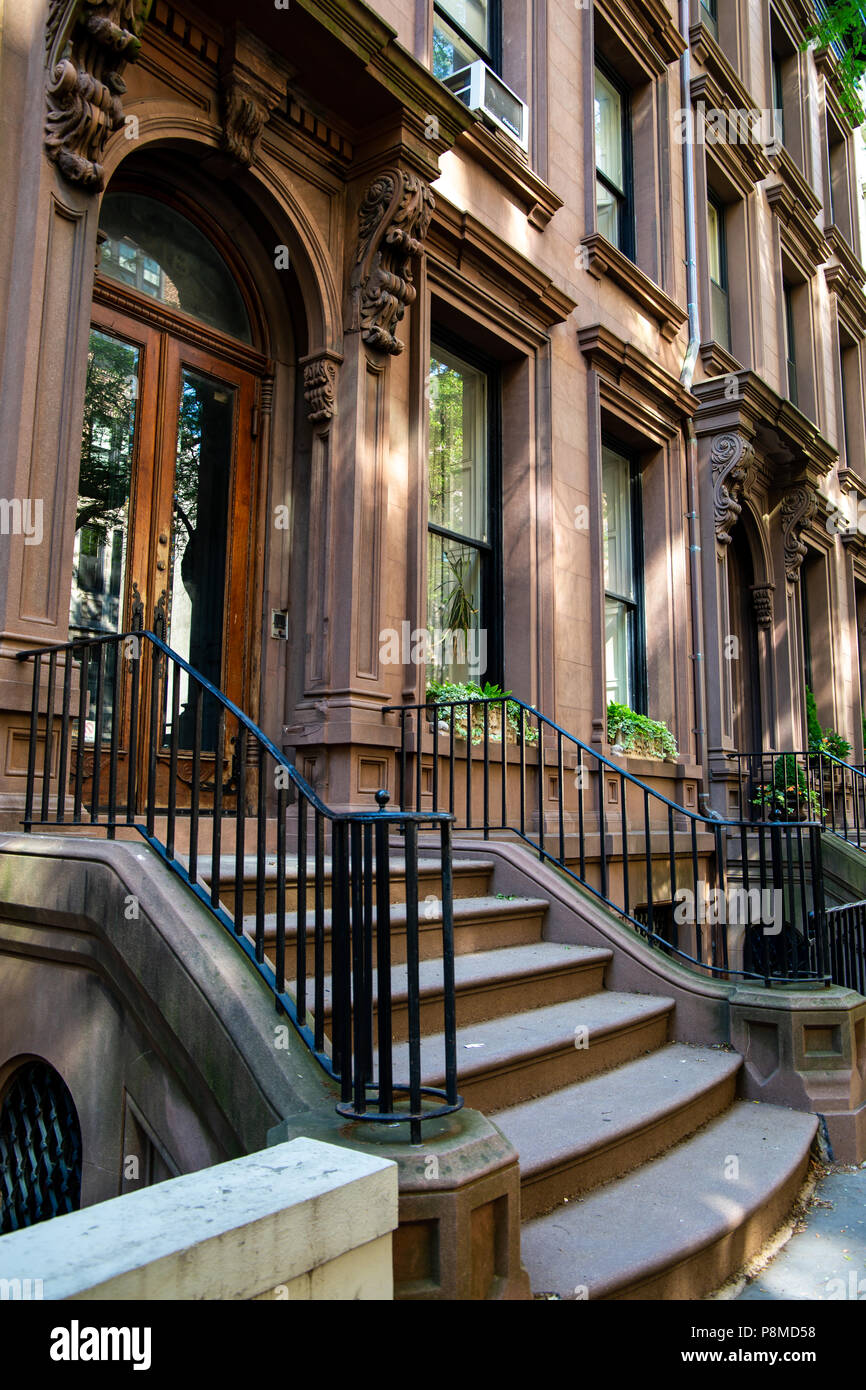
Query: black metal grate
[[0, 1061, 82, 1234]]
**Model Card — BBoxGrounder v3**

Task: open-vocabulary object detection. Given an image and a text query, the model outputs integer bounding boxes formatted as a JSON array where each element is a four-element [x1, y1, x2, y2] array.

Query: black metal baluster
[[166, 660, 180, 858], [57, 652, 72, 826], [482, 702, 490, 839], [41, 651, 57, 825], [441, 818, 458, 1110], [643, 789, 653, 943], [24, 654, 41, 829], [255, 744, 266, 963], [598, 760, 608, 901], [276, 784, 287, 998], [188, 685, 202, 884], [375, 811, 393, 1115], [107, 644, 121, 838], [448, 705, 456, 819], [350, 822, 366, 1117], [501, 701, 507, 832], [332, 819, 351, 1095], [519, 707, 526, 839], [73, 645, 90, 824], [578, 747, 586, 881], [620, 773, 629, 919], [91, 642, 105, 824], [398, 712, 407, 812], [465, 702, 473, 831], [362, 822, 374, 1087], [295, 790, 307, 1017], [557, 732, 565, 864], [404, 820, 423, 1144], [146, 641, 159, 838], [314, 810, 325, 1053], [537, 725, 545, 864], [211, 706, 224, 911], [126, 637, 140, 823], [233, 727, 246, 936]]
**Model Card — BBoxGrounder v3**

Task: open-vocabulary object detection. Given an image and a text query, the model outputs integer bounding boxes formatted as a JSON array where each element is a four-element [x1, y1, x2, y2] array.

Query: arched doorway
[[69, 182, 269, 799], [0, 1060, 82, 1232], [726, 523, 763, 753]]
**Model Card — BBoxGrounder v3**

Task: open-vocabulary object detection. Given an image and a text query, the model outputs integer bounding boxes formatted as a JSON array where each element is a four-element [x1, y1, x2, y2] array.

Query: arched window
[[0, 1061, 83, 1232], [98, 192, 252, 343]]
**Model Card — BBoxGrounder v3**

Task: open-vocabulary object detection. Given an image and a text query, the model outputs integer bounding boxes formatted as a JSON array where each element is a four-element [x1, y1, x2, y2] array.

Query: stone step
[[245, 894, 550, 972], [494, 1043, 741, 1219], [208, 855, 494, 914], [389, 992, 674, 1112], [520, 1101, 817, 1299], [297, 942, 613, 1041]]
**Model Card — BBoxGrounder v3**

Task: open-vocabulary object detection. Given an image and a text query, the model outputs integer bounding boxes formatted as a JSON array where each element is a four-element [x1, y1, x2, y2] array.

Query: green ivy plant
[[606, 702, 678, 760], [426, 679, 539, 744]]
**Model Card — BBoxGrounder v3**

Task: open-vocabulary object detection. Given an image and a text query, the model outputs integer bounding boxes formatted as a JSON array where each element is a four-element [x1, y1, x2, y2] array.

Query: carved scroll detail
[[780, 485, 817, 582], [45, 0, 151, 192], [219, 26, 292, 168], [351, 170, 435, 355], [711, 433, 754, 544], [750, 583, 775, 629], [302, 353, 341, 424]]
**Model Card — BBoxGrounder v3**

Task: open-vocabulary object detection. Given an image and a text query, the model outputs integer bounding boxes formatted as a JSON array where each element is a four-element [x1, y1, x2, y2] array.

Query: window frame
[[700, 0, 719, 39], [432, 0, 501, 78], [707, 191, 732, 352], [783, 281, 799, 408], [427, 330, 503, 688], [602, 438, 647, 715], [593, 56, 636, 263]]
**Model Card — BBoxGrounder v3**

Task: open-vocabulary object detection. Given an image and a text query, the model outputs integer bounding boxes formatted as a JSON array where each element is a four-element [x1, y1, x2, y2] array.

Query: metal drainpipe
[[678, 0, 711, 813]]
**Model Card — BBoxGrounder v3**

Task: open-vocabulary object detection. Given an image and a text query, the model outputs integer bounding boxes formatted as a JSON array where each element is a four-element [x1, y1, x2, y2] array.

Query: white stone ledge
[[0, 1138, 398, 1301]]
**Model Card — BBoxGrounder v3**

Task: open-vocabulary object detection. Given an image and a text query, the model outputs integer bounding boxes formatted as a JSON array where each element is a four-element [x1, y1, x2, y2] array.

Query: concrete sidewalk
[[732, 1165, 866, 1301]]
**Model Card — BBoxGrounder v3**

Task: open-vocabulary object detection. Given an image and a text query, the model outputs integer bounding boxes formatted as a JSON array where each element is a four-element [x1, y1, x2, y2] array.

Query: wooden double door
[[70, 298, 260, 809]]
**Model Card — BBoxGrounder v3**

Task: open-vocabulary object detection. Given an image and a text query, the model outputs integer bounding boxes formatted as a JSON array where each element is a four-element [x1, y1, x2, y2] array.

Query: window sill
[[454, 121, 563, 230], [579, 233, 688, 342]]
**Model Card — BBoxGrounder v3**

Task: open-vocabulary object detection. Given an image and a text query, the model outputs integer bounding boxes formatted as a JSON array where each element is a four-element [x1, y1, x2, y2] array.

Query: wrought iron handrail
[[384, 695, 830, 988], [728, 748, 866, 849], [17, 631, 461, 1143]]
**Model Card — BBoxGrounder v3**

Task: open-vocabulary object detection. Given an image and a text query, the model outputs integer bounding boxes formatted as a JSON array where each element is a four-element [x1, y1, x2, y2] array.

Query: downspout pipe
[[678, 0, 711, 813]]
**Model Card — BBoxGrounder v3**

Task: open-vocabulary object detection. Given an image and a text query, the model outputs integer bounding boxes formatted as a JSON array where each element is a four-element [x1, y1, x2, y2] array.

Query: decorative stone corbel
[[780, 485, 817, 582], [301, 351, 342, 426], [750, 583, 775, 629], [350, 170, 435, 355], [45, 0, 152, 192], [711, 432, 754, 543], [219, 25, 293, 168]]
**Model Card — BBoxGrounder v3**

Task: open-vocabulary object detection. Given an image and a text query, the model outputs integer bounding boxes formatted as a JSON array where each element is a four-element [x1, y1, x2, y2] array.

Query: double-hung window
[[783, 283, 798, 407], [427, 342, 501, 686], [433, 0, 500, 81], [602, 444, 646, 712], [700, 0, 718, 39], [707, 194, 731, 352], [594, 62, 634, 260]]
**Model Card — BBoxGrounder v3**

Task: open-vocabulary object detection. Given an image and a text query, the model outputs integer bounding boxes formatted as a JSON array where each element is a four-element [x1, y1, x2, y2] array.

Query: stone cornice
[[595, 0, 686, 77], [579, 233, 688, 341], [428, 197, 576, 336], [693, 370, 837, 489], [578, 323, 700, 432], [824, 227, 866, 340], [699, 340, 742, 378], [453, 125, 563, 231], [765, 147, 829, 272], [689, 75, 773, 193]]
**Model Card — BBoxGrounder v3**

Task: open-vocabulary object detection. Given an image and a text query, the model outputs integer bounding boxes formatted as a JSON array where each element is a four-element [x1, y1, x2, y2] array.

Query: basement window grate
[[0, 1061, 82, 1234]]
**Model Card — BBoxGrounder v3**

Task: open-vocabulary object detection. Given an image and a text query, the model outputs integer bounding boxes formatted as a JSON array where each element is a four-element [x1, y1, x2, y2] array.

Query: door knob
[[156, 560, 166, 572]]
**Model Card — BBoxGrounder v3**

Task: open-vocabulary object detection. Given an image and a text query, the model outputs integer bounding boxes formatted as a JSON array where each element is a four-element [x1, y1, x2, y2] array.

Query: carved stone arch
[[98, 110, 343, 363]]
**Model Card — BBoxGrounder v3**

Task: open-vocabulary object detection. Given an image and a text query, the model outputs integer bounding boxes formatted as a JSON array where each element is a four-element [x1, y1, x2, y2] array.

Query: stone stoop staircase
[[216, 848, 818, 1301]]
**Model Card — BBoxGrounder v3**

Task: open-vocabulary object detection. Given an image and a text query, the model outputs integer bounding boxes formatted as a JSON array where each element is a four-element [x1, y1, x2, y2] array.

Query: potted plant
[[426, 680, 539, 745], [751, 754, 822, 821], [606, 702, 678, 761]]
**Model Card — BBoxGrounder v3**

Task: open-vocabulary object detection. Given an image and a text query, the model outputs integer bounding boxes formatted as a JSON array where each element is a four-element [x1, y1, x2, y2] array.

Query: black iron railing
[[18, 632, 461, 1143], [385, 696, 830, 987], [819, 900, 866, 995], [728, 749, 866, 849]]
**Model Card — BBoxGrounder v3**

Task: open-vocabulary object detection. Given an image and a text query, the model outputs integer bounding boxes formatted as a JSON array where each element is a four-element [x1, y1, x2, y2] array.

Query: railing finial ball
[[375, 788, 390, 810]]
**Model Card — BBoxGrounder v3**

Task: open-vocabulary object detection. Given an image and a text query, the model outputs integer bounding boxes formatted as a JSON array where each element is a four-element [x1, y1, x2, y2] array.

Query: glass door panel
[[164, 368, 236, 752], [70, 328, 139, 744]]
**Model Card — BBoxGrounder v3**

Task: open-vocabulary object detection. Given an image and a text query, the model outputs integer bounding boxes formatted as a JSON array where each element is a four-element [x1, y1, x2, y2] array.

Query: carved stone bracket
[[711, 432, 754, 543], [780, 485, 817, 582], [45, 0, 152, 192], [350, 170, 435, 355], [750, 583, 775, 629], [219, 25, 293, 168], [301, 351, 342, 426]]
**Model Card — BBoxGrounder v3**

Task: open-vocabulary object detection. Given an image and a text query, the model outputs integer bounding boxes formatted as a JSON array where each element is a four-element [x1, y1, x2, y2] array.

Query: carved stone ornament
[[351, 170, 435, 355], [45, 0, 151, 192], [219, 27, 293, 168], [711, 433, 754, 544], [302, 353, 341, 425], [780, 485, 818, 582], [750, 583, 775, 629]]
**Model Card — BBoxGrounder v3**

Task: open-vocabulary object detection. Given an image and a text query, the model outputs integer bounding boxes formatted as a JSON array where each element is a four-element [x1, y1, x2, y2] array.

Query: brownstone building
[[0, 0, 865, 1300]]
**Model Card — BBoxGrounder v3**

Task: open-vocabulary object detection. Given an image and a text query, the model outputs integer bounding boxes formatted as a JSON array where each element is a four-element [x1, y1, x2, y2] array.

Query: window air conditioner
[[443, 60, 529, 152]]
